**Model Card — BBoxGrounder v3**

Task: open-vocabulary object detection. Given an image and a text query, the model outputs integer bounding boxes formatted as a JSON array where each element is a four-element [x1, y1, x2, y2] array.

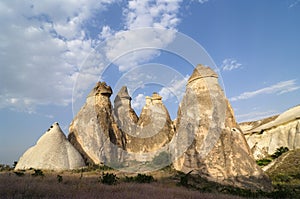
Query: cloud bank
[[230, 79, 300, 102]]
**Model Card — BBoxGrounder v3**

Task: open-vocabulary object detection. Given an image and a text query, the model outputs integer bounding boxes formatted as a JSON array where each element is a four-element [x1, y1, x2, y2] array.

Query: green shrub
[[274, 174, 292, 183], [14, 171, 25, 177], [31, 169, 44, 177], [125, 174, 154, 183], [99, 173, 118, 185], [178, 170, 193, 187], [0, 164, 12, 172], [13, 161, 18, 169], [57, 175, 63, 183], [256, 158, 272, 166], [271, 147, 289, 159], [74, 164, 113, 173]]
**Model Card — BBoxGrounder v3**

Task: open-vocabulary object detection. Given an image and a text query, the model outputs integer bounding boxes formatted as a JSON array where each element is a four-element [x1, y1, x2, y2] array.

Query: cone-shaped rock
[[69, 82, 125, 165], [124, 93, 175, 154], [15, 122, 85, 170], [173, 64, 272, 191]]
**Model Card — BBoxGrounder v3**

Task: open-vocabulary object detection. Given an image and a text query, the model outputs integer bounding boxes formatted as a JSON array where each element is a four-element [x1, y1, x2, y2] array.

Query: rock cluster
[[241, 105, 300, 159], [15, 65, 273, 191], [15, 122, 85, 170]]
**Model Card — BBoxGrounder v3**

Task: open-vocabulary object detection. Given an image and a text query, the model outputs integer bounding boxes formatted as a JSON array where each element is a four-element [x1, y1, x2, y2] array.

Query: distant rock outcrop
[[241, 105, 300, 160], [68, 82, 125, 165], [173, 64, 271, 191], [15, 122, 85, 170]]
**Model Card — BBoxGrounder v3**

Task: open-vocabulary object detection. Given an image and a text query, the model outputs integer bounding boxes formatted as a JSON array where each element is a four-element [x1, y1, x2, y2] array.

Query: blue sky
[[1, 0, 300, 165]]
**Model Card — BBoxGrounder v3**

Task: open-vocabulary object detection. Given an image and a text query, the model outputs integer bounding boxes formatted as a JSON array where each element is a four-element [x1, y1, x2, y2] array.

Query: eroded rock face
[[173, 64, 271, 191], [125, 92, 175, 154], [69, 82, 125, 165], [15, 122, 85, 170], [114, 86, 139, 143], [241, 105, 300, 159]]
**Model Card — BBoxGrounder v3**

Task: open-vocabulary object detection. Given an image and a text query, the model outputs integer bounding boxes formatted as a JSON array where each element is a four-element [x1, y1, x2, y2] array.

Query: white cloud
[[102, 0, 182, 71], [230, 79, 300, 102], [132, 93, 146, 110], [289, 0, 300, 8], [0, 0, 115, 111], [0, 0, 185, 112], [221, 58, 242, 71], [196, 0, 209, 4], [159, 76, 189, 102], [236, 110, 279, 122]]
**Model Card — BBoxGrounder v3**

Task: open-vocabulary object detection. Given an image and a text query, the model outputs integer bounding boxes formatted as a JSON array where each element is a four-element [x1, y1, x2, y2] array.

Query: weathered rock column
[[173, 64, 272, 191], [69, 82, 125, 165]]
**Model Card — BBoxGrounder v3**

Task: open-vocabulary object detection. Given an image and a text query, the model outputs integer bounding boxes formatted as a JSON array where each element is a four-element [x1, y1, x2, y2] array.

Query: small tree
[[271, 147, 289, 159], [99, 173, 118, 185]]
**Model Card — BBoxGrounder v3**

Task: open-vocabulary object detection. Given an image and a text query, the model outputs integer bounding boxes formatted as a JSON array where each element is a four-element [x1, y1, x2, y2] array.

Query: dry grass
[[0, 171, 243, 199]]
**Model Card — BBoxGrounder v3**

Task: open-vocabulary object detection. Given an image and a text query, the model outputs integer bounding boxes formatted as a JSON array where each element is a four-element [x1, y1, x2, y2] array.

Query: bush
[[14, 171, 25, 177], [74, 164, 113, 173], [271, 147, 289, 159], [31, 169, 44, 177], [99, 173, 118, 185], [0, 164, 12, 172], [274, 174, 292, 183], [125, 174, 154, 183], [178, 170, 193, 187], [57, 175, 63, 183], [256, 158, 272, 166]]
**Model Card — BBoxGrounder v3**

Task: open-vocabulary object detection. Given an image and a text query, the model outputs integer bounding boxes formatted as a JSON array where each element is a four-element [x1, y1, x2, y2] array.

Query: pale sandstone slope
[[241, 105, 300, 159], [15, 122, 85, 170]]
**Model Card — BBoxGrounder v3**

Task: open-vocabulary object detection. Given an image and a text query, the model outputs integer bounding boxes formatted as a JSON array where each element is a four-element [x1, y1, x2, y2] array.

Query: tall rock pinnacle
[[173, 64, 272, 191], [125, 92, 175, 154], [114, 86, 139, 141], [69, 82, 125, 165]]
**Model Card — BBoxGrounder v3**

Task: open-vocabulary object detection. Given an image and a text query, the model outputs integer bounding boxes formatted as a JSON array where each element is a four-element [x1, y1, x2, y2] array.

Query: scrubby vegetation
[[271, 146, 289, 159], [2, 155, 300, 199], [99, 172, 118, 185], [125, 173, 155, 183], [256, 158, 272, 166], [256, 146, 290, 167]]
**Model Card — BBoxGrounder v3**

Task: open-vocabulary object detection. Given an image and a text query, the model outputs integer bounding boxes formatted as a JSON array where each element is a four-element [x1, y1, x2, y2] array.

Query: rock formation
[[114, 88, 175, 165], [240, 105, 300, 159], [113, 86, 139, 143], [15, 122, 85, 170], [68, 82, 125, 165], [125, 92, 175, 153], [173, 64, 271, 191]]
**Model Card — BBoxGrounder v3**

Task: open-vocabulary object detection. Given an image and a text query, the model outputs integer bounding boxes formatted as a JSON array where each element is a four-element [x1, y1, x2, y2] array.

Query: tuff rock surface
[[125, 92, 175, 153], [15, 122, 85, 170], [114, 88, 175, 164], [113, 86, 139, 143], [241, 105, 300, 159], [173, 64, 271, 191], [68, 82, 125, 165]]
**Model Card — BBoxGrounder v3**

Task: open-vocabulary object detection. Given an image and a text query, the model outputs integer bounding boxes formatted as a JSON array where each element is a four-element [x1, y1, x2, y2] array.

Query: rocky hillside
[[240, 105, 300, 160]]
